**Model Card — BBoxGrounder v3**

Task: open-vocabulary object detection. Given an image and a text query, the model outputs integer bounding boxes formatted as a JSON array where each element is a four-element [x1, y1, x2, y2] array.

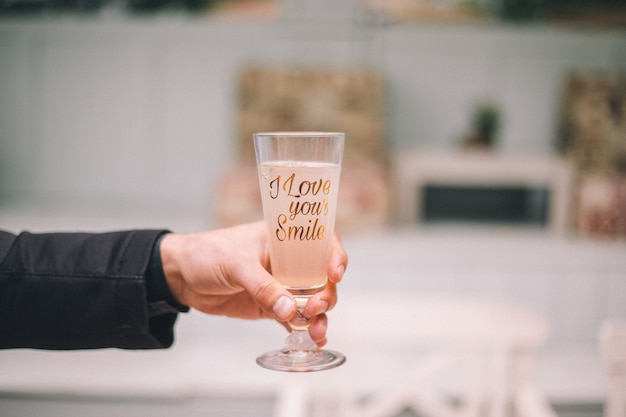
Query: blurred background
[[1, 0, 625, 416]]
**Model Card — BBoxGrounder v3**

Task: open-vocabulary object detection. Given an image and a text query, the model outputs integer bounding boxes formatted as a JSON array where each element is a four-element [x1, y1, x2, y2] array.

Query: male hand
[[159, 221, 348, 347]]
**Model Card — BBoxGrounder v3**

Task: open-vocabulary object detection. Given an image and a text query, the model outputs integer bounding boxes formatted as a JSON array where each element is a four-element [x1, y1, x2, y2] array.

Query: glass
[[254, 131, 346, 372]]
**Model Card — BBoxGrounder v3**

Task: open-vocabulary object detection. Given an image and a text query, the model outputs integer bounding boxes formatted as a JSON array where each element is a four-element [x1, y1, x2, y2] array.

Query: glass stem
[[283, 298, 317, 352]]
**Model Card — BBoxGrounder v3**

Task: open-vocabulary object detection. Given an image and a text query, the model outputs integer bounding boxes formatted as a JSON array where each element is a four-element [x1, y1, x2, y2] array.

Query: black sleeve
[[0, 229, 187, 350]]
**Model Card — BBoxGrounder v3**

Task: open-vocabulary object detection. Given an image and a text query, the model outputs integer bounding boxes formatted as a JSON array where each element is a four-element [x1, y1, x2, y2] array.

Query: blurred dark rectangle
[[0, 0, 217, 13], [422, 185, 550, 225], [0, 0, 106, 12]]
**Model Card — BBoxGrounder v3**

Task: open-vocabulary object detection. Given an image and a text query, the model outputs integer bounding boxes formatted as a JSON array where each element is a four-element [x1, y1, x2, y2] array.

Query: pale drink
[[257, 161, 341, 295]]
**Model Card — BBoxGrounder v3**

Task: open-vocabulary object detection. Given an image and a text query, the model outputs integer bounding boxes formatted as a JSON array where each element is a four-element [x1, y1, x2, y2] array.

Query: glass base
[[256, 349, 346, 372]]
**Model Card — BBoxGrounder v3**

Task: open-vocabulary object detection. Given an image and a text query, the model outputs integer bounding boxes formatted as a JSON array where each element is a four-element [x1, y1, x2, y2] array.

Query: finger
[[308, 314, 328, 348], [302, 280, 337, 319], [232, 261, 296, 322], [328, 233, 348, 284]]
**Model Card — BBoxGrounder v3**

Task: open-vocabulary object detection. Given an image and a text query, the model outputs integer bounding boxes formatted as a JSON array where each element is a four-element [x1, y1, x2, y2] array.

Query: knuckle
[[253, 279, 275, 301]]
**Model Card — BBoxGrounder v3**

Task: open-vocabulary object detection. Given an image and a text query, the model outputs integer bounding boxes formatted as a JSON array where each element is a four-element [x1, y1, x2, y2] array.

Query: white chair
[[599, 319, 626, 417], [282, 293, 557, 417]]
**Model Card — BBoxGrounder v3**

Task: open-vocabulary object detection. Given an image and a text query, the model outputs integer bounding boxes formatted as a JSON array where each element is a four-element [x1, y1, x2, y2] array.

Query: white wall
[[381, 25, 626, 153], [1, 12, 625, 225], [0, 19, 271, 223]]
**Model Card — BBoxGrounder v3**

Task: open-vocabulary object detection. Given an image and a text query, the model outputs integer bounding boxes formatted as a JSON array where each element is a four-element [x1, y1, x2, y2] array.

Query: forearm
[[0, 229, 186, 350]]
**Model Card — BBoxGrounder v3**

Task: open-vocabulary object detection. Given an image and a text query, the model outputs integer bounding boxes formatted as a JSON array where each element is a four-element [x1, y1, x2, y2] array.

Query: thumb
[[234, 262, 296, 322]]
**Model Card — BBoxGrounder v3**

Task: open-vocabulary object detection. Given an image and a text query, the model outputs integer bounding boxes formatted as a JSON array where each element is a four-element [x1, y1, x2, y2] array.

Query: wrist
[[154, 233, 188, 311]]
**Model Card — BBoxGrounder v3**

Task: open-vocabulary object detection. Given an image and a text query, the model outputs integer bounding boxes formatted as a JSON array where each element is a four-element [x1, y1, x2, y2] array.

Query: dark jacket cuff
[[146, 232, 190, 316]]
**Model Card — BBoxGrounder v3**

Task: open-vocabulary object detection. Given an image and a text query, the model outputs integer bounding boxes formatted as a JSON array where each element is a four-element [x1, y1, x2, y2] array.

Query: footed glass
[[254, 131, 346, 372]]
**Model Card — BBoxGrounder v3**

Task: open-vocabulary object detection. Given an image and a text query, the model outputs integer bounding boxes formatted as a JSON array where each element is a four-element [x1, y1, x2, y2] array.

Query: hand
[[159, 221, 348, 347]]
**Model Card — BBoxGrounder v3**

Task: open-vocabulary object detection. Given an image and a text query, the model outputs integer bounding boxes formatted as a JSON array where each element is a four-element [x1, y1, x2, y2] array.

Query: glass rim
[[254, 131, 344, 137]]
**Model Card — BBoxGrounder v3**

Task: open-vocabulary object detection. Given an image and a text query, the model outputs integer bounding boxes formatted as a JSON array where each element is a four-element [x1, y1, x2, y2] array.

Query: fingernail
[[336, 265, 345, 281], [273, 295, 295, 320], [315, 300, 329, 316]]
